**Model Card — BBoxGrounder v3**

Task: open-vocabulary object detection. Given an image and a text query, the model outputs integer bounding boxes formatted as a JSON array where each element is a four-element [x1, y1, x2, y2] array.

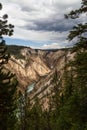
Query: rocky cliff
[[6, 45, 74, 94], [6, 46, 50, 90]]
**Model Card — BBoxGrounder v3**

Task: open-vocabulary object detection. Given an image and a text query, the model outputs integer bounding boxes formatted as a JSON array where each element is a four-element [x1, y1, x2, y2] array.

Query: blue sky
[[5, 37, 69, 49], [5, 38, 46, 48], [0, 0, 83, 49]]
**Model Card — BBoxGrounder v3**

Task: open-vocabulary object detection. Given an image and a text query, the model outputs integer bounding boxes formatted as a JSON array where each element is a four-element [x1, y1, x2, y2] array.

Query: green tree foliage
[[0, 3, 18, 130], [58, 0, 87, 129], [4, 1, 86, 130], [18, 89, 32, 130], [18, 1, 87, 130], [65, 0, 87, 50]]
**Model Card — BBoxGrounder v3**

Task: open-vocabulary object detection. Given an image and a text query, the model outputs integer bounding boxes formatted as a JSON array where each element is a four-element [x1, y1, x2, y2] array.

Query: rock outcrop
[[6, 46, 51, 90], [6, 45, 74, 96]]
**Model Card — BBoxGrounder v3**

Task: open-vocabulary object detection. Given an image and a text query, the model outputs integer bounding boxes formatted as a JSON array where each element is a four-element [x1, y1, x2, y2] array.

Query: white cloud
[[57, 0, 80, 5], [41, 42, 65, 49], [0, 0, 82, 48], [12, 27, 68, 42]]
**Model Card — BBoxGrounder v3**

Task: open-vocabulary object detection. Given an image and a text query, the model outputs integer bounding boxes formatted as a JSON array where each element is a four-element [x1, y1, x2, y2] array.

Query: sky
[[0, 0, 83, 49]]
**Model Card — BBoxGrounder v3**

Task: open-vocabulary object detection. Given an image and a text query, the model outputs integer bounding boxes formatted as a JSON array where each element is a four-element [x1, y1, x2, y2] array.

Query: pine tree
[[18, 88, 32, 130], [61, 0, 87, 129], [0, 3, 18, 130], [52, 1, 87, 129]]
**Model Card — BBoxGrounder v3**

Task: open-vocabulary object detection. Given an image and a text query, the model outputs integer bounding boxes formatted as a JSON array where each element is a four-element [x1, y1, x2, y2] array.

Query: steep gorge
[[6, 45, 74, 95]]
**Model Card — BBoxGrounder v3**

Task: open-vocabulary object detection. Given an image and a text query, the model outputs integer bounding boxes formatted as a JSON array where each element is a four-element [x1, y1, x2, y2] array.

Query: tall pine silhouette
[[0, 3, 18, 130]]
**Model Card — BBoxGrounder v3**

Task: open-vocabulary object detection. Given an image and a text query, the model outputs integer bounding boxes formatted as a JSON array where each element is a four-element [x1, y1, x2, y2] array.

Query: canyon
[[6, 45, 74, 104]]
